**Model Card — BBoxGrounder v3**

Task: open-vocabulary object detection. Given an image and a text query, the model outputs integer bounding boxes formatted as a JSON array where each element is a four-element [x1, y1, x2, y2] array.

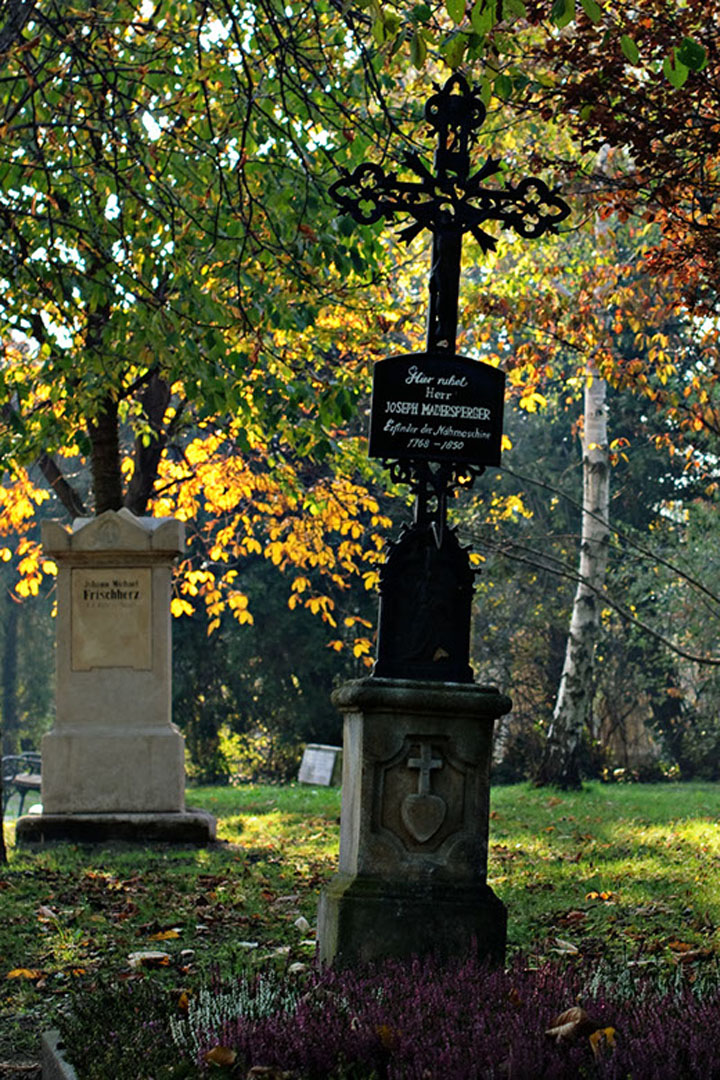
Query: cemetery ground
[[2, 782, 720, 1077]]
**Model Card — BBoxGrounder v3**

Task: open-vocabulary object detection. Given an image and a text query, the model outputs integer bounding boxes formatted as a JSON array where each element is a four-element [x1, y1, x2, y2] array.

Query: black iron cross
[[330, 74, 570, 355]]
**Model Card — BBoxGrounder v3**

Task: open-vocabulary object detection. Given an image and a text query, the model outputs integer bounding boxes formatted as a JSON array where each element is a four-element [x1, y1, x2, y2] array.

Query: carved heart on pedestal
[[401, 793, 447, 843]]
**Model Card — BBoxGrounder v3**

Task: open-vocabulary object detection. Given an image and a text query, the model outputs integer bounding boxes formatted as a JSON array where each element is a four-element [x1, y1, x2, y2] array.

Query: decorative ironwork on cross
[[329, 75, 571, 683], [330, 73, 570, 354]]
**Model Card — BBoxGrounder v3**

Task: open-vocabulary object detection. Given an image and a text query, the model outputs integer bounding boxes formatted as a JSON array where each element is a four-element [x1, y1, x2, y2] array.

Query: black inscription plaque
[[368, 352, 505, 467]]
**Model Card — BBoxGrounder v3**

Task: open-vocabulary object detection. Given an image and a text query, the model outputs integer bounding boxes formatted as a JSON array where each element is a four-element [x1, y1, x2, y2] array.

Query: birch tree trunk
[[535, 361, 610, 788]]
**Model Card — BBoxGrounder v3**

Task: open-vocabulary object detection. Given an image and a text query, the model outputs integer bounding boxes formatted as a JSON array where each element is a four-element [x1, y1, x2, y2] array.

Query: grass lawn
[[1, 780, 719, 1073]]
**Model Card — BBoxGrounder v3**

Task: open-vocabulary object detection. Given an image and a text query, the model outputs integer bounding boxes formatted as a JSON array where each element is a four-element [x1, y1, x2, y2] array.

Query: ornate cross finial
[[330, 74, 571, 353]]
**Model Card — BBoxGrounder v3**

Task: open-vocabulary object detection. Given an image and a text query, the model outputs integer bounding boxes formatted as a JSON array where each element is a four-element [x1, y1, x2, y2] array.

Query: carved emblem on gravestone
[[374, 735, 468, 853], [401, 741, 446, 843], [92, 518, 121, 548]]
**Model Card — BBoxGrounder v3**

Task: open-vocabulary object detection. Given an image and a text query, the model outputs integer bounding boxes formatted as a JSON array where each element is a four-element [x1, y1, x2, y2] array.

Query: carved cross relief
[[401, 740, 447, 843]]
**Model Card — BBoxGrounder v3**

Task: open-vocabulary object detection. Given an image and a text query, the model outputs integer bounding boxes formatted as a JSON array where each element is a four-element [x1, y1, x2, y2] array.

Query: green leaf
[[620, 34, 640, 65], [663, 51, 689, 88], [579, 0, 602, 23], [494, 72, 513, 101], [371, 16, 386, 45], [410, 2, 432, 23], [445, 0, 466, 25], [503, 0, 527, 17], [551, 0, 575, 28], [470, 0, 495, 34], [410, 31, 427, 68], [676, 36, 707, 72], [443, 33, 467, 68]]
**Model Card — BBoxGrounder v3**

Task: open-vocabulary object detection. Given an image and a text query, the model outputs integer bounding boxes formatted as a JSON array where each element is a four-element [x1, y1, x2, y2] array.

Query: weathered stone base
[[41, 1031, 77, 1080], [317, 677, 512, 968], [15, 808, 216, 846], [318, 873, 507, 967], [41, 728, 186, 814]]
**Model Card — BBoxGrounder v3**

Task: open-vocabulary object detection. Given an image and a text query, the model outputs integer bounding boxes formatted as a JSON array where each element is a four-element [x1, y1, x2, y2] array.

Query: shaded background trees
[[2, 0, 720, 786]]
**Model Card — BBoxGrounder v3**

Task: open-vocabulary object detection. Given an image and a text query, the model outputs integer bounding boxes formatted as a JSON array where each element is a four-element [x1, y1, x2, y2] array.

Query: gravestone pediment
[[41, 509, 184, 557], [72, 508, 154, 551]]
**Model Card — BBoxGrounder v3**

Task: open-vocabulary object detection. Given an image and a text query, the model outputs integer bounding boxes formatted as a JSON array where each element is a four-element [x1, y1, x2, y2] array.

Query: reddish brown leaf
[[204, 1045, 237, 1066]]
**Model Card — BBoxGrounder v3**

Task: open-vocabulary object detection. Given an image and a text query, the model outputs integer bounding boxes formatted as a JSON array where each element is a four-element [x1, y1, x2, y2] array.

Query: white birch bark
[[537, 360, 610, 788]]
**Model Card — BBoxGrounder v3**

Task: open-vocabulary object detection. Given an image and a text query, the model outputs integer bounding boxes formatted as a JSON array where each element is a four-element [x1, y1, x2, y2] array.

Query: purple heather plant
[[186, 955, 720, 1080]]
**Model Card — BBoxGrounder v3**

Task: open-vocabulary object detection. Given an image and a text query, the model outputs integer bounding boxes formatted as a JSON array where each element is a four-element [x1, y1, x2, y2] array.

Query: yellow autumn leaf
[[170, 597, 194, 617], [589, 1026, 616, 1059], [149, 929, 180, 941], [6, 968, 43, 979]]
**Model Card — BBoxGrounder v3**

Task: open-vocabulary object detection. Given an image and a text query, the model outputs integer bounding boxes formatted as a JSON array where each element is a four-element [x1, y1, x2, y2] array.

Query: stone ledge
[[15, 808, 216, 846], [332, 676, 512, 720], [41, 1030, 77, 1080]]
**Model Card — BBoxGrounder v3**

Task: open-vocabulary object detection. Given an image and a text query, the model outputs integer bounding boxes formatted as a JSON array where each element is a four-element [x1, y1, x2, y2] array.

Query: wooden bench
[[2, 753, 42, 816]]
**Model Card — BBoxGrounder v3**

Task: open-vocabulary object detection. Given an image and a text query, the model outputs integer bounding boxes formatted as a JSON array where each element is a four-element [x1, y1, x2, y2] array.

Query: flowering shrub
[[58, 955, 720, 1079], [174, 955, 720, 1079]]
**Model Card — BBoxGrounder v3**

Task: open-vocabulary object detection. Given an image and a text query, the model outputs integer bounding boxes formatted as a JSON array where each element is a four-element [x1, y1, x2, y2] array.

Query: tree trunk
[[0, 591, 19, 865], [124, 374, 171, 516], [88, 395, 123, 514], [535, 361, 610, 788], [1, 593, 19, 756]]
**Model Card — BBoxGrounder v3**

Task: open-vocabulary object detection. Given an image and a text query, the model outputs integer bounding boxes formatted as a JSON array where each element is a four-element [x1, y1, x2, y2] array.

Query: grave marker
[[318, 75, 569, 966], [16, 508, 215, 845], [298, 744, 343, 787]]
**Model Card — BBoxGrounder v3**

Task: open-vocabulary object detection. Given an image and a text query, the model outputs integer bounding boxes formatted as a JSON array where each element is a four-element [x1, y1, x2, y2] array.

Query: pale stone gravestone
[[298, 744, 343, 787], [318, 75, 569, 966], [16, 508, 215, 844]]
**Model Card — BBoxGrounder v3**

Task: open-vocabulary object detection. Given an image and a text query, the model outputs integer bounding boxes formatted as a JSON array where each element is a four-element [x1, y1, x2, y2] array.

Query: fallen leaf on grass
[[204, 1046, 237, 1066], [551, 938, 580, 956], [557, 910, 587, 926], [127, 951, 171, 969], [546, 1006, 601, 1043], [669, 945, 714, 965], [376, 1024, 399, 1050], [148, 929, 181, 941], [6, 968, 44, 980], [590, 1027, 617, 1059], [264, 946, 291, 961]]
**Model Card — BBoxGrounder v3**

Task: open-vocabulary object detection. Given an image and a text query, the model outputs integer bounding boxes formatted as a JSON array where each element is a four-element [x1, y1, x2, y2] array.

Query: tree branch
[[36, 453, 87, 519], [0, 0, 38, 61]]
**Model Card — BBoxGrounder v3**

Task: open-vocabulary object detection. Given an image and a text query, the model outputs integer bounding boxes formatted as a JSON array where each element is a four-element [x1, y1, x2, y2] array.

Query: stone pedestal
[[317, 678, 511, 966], [16, 509, 215, 845]]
